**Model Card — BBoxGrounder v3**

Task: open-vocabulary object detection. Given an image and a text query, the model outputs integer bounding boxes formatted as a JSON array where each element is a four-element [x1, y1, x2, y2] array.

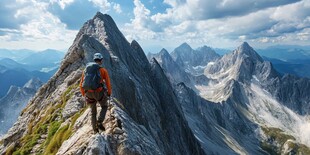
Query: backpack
[[82, 62, 102, 90]]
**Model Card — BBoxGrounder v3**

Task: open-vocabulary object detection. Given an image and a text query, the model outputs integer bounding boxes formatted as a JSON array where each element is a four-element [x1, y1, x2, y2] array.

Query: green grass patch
[[44, 121, 62, 147], [61, 84, 79, 108], [261, 127, 295, 146], [261, 127, 294, 154], [10, 83, 81, 155], [12, 103, 62, 154], [297, 144, 310, 154], [34, 124, 48, 135], [261, 126, 310, 154], [12, 134, 40, 155], [44, 124, 70, 155], [43, 107, 86, 155], [5, 144, 15, 155]]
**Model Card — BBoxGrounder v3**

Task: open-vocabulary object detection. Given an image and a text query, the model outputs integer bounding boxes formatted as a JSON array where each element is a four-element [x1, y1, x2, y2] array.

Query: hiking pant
[[85, 90, 108, 132]]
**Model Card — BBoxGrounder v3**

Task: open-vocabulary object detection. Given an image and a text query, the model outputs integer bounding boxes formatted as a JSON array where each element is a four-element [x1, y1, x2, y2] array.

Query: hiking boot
[[97, 122, 105, 131]]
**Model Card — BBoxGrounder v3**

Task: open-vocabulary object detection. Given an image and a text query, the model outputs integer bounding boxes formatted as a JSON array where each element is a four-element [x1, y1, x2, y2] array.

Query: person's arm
[[100, 68, 112, 96], [79, 72, 85, 96]]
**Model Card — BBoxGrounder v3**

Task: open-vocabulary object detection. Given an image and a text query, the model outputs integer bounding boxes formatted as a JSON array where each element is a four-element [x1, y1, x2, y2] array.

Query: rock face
[[152, 41, 310, 154], [148, 48, 192, 87], [268, 74, 310, 115], [0, 78, 43, 137], [170, 43, 220, 75], [0, 12, 204, 155]]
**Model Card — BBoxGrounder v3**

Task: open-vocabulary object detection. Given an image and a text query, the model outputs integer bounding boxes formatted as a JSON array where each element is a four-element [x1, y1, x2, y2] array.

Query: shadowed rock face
[[269, 74, 310, 115], [149, 48, 192, 87], [0, 12, 204, 155]]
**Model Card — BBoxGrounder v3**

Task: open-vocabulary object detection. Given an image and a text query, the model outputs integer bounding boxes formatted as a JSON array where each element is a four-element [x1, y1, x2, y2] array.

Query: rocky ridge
[[170, 43, 220, 75], [150, 41, 310, 154], [0, 12, 204, 155]]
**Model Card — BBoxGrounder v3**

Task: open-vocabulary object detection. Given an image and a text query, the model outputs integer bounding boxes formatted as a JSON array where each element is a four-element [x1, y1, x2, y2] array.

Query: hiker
[[80, 53, 112, 133]]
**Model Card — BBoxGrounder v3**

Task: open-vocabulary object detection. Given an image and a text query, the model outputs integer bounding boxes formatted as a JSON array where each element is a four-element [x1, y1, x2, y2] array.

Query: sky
[[0, 0, 310, 53]]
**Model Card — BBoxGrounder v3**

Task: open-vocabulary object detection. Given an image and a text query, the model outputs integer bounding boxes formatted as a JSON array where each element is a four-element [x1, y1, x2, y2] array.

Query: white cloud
[[153, 0, 300, 23], [163, 0, 185, 8], [113, 3, 122, 14], [122, 0, 310, 51], [50, 0, 75, 9], [89, 0, 111, 13], [1, 0, 309, 52], [0, 0, 77, 50], [123, 0, 165, 42], [132, 0, 151, 30], [0, 0, 124, 50]]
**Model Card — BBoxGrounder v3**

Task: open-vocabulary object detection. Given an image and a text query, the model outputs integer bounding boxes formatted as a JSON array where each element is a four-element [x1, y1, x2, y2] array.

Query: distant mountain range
[[256, 46, 310, 78], [0, 49, 65, 71], [0, 78, 43, 136], [20, 49, 64, 71], [0, 49, 64, 137], [262, 56, 310, 78], [257, 45, 310, 61], [0, 49, 65, 98], [191, 45, 310, 78], [0, 65, 49, 98], [0, 49, 34, 61], [0, 49, 65, 61]]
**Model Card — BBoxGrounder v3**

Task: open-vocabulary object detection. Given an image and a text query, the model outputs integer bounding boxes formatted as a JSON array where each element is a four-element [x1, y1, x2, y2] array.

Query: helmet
[[93, 53, 103, 61]]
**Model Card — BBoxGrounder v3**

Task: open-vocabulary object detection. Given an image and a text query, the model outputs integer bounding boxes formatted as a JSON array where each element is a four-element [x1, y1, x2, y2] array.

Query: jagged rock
[[82, 135, 111, 155], [62, 93, 84, 120], [113, 127, 123, 134], [170, 42, 220, 74], [156, 41, 310, 154], [150, 48, 193, 87], [0, 12, 205, 155]]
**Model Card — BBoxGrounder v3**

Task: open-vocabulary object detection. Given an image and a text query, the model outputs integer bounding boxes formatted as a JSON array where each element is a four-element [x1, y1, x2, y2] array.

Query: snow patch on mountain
[[195, 62, 236, 102], [246, 77, 310, 147]]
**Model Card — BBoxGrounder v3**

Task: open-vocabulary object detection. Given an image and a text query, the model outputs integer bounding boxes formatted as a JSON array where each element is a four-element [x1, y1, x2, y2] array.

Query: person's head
[[93, 53, 103, 64]]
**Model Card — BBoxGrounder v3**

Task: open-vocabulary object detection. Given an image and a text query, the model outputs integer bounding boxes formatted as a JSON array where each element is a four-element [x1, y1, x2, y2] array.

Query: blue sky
[[0, 0, 310, 53]]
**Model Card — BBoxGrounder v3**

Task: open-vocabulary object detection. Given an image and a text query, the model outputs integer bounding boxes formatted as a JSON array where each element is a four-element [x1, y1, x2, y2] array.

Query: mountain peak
[[241, 42, 250, 48], [236, 42, 263, 62], [171, 43, 194, 63], [130, 40, 139, 47], [177, 42, 192, 51], [238, 42, 253, 52], [92, 12, 117, 30], [197, 45, 212, 51], [23, 78, 43, 90], [75, 12, 120, 45], [130, 40, 143, 52], [159, 48, 169, 55], [5, 85, 19, 97], [93, 12, 111, 21]]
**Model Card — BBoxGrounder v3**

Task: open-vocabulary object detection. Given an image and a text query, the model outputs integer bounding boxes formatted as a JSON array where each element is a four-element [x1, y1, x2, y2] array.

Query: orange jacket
[[80, 67, 112, 97]]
